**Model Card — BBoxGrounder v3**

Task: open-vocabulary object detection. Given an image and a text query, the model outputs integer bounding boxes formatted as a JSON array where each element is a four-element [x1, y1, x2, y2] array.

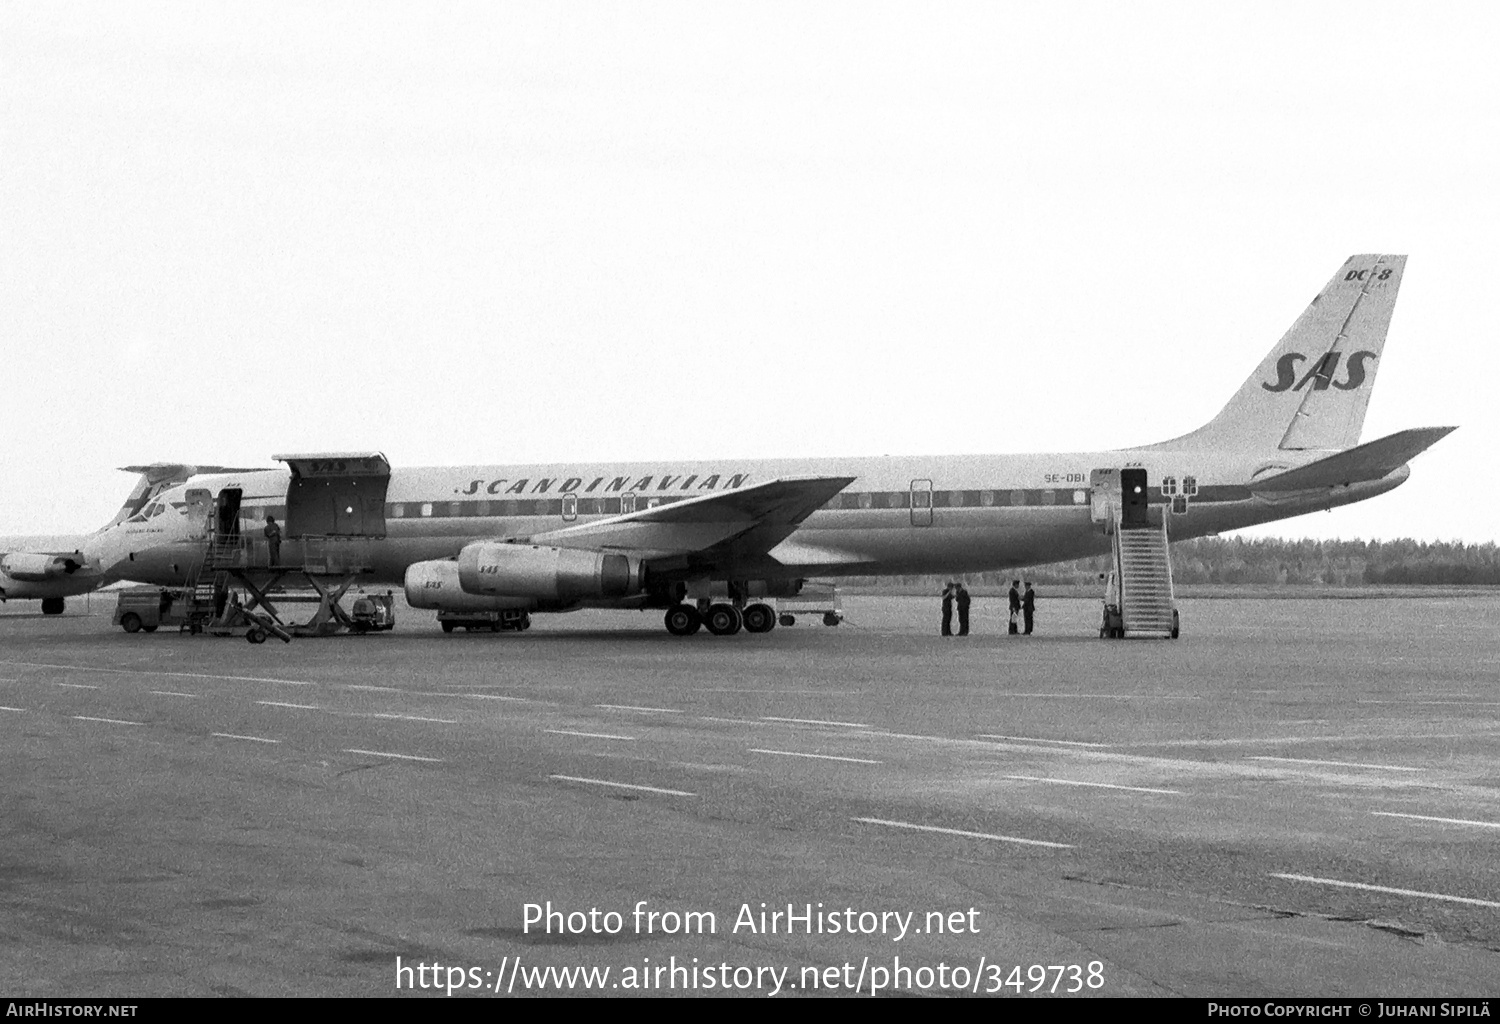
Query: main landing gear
[[664, 605, 702, 636], [663, 601, 778, 637]]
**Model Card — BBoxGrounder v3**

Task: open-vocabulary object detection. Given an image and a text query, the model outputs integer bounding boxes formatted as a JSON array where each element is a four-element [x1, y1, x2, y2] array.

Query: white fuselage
[[108, 445, 1405, 590]]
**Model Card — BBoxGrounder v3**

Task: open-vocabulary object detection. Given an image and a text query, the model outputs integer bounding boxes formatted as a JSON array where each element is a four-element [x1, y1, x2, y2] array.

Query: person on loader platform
[[263, 514, 281, 567]]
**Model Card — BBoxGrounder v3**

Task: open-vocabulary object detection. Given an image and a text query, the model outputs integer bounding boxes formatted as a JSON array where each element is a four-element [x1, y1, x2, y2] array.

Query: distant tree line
[[869, 537, 1500, 588]]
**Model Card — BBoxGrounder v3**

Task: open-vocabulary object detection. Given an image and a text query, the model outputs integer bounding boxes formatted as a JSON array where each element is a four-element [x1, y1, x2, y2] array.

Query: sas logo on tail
[[1262, 351, 1377, 393]]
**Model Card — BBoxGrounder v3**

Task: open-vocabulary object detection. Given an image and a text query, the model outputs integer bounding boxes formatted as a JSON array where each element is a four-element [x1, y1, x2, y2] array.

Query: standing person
[[1007, 580, 1021, 634], [940, 581, 955, 636], [1022, 582, 1036, 635], [263, 514, 282, 567], [956, 582, 971, 636]]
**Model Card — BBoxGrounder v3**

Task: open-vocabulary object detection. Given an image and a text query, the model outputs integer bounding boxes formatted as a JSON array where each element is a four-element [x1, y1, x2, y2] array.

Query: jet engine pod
[[0, 552, 83, 582], [405, 559, 535, 612], [457, 542, 642, 601]]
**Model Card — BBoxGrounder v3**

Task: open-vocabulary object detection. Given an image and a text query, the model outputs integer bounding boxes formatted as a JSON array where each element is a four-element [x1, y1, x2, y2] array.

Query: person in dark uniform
[[1022, 582, 1036, 635], [1007, 580, 1021, 634], [263, 514, 282, 567], [940, 581, 955, 636], [955, 582, 971, 636]]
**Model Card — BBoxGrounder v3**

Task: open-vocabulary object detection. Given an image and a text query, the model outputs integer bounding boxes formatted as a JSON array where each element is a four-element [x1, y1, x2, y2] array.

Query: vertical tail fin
[[109, 467, 175, 527], [1151, 254, 1405, 451]]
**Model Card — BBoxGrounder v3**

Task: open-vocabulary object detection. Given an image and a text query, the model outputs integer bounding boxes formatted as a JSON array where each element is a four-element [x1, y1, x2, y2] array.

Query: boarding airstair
[[1093, 467, 1179, 640], [180, 505, 239, 633], [181, 530, 291, 641], [1111, 516, 1177, 638], [181, 546, 228, 632]]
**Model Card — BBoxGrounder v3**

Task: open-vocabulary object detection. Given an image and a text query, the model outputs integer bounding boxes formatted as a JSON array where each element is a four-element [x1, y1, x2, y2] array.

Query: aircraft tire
[[120, 613, 142, 634], [41, 597, 64, 616], [742, 603, 776, 633], [704, 604, 742, 636], [664, 605, 702, 636]]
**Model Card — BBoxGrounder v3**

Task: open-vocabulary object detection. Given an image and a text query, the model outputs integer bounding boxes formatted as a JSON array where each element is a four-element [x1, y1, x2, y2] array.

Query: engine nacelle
[[405, 560, 535, 612], [0, 552, 84, 582], [457, 542, 642, 601]]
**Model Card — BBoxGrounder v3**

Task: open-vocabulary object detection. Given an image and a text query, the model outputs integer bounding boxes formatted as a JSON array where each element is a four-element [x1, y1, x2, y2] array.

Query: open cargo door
[[274, 453, 391, 538]]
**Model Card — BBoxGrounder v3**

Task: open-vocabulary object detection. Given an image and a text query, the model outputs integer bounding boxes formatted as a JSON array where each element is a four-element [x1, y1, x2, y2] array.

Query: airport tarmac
[[2, 595, 1498, 997]]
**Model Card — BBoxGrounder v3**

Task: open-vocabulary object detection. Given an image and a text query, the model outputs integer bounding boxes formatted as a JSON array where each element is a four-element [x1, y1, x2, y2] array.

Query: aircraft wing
[[1250, 427, 1456, 492], [524, 476, 856, 560]]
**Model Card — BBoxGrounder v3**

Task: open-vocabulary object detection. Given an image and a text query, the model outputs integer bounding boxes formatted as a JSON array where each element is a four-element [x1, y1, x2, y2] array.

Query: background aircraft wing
[[524, 476, 855, 559], [1250, 427, 1456, 492], [0, 550, 91, 582]]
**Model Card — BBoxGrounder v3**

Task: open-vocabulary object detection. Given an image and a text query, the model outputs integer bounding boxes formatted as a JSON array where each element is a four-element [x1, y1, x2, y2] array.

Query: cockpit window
[[127, 502, 168, 524]]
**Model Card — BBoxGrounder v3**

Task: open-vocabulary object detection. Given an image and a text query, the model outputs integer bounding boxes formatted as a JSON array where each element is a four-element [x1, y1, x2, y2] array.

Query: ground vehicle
[[349, 592, 397, 633], [438, 609, 532, 633], [776, 581, 844, 627], [113, 586, 192, 633]]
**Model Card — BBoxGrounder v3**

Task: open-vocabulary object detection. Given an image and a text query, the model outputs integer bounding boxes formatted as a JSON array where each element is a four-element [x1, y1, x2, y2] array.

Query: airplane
[[102, 254, 1453, 636], [0, 464, 260, 614]]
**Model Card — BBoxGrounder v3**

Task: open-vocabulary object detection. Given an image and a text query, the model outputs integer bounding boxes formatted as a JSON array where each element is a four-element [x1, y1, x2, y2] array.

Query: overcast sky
[[2, 2, 1494, 542]]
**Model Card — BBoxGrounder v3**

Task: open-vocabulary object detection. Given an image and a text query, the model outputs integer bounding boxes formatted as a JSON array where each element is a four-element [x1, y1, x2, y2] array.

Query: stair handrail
[[1110, 505, 1126, 612], [1160, 506, 1176, 609]]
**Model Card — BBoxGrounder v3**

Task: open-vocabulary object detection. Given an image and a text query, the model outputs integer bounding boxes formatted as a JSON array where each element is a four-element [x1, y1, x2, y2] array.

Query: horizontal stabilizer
[[119, 463, 267, 482], [1250, 427, 1456, 491]]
